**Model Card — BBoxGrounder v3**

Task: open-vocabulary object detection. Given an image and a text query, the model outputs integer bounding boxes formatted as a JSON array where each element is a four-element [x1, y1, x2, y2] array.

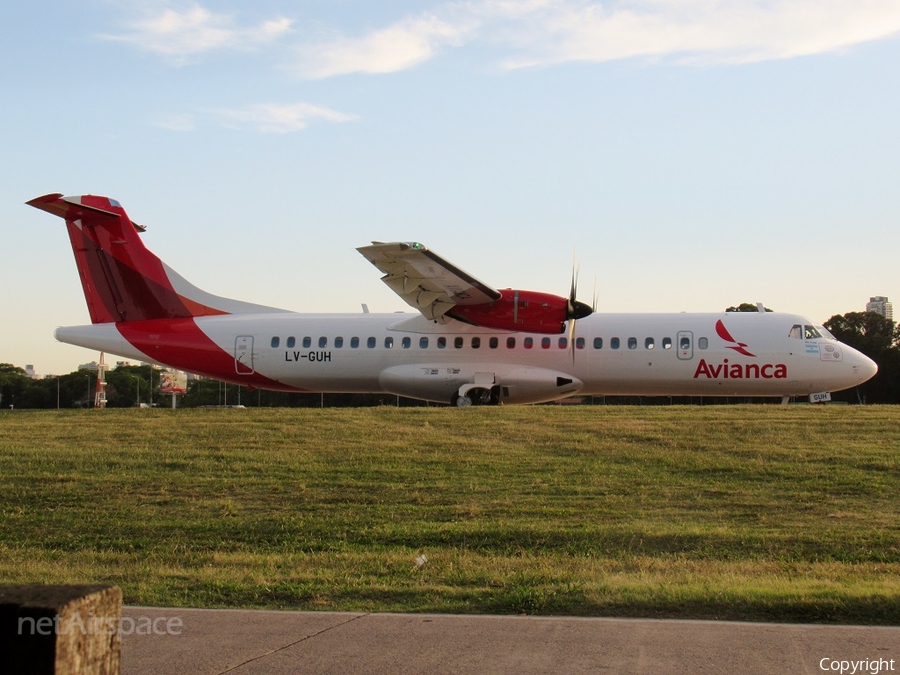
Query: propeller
[[566, 263, 593, 321], [565, 259, 594, 360]]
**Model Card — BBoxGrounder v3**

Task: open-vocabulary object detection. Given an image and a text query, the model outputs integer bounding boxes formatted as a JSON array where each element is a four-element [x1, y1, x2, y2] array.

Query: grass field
[[0, 406, 898, 624]]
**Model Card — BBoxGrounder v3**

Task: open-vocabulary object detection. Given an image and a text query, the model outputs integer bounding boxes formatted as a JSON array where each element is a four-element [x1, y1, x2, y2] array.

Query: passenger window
[[420, 337, 429, 348], [576, 337, 585, 349], [698, 337, 708, 349], [271, 337, 280, 348], [593, 337, 603, 349], [454, 337, 464, 348], [438, 337, 446, 349], [645, 337, 654, 350], [489, 337, 498, 349], [351, 337, 360, 348], [611, 337, 620, 350], [384, 337, 394, 348], [472, 337, 480, 349], [789, 324, 803, 339], [507, 337, 516, 348], [680, 336, 690, 351], [662, 337, 672, 350], [303, 337, 311, 348], [628, 337, 637, 350], [319, 337, 327, 348], [524, 337, 534, 349], [335, 337, 344, 348], [286, 336, 296, 349], [558, 337, 567, 349], [367, 337, 376, 348], [401, 337, 411, 349], [541, 337, 551, 349]]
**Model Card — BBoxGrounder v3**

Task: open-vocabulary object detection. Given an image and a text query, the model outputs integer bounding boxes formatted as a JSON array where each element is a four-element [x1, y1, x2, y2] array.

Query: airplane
[[28, 193, 877, 406]]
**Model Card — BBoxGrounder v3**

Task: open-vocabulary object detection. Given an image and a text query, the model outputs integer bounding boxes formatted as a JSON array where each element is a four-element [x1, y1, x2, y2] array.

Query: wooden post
[[0, 585, 121, 674]]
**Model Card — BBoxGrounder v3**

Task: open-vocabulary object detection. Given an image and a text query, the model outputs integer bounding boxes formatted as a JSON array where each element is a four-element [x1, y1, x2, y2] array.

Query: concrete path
[[121, 606, 900, 675]]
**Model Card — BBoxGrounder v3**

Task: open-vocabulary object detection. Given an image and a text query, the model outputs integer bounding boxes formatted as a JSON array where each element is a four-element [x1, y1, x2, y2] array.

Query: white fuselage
[[56, 310, 877, 405]]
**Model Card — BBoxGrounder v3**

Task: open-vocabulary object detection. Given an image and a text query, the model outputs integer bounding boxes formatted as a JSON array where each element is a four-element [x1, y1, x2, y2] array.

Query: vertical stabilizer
[[27, 194, 282, 323]]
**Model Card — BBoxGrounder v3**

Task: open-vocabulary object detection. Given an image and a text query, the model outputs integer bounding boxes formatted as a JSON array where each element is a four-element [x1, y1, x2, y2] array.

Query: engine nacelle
[[447, 289, 571, 334]]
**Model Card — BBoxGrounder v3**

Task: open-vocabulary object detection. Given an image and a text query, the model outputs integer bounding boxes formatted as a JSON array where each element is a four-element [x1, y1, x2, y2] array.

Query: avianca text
[[693, 358, 787, 379]]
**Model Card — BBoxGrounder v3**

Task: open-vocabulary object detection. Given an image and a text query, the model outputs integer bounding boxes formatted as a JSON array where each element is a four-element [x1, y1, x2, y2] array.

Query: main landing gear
[[451, 385, 501, 407]]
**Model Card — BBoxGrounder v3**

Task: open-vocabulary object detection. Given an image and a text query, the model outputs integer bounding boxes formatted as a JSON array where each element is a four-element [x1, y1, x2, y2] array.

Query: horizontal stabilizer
[[27, 193, 146, 231]]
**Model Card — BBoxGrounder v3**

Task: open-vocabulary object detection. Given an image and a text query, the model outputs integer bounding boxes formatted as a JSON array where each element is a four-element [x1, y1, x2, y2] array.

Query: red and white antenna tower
[[94, 352, 108, 409]]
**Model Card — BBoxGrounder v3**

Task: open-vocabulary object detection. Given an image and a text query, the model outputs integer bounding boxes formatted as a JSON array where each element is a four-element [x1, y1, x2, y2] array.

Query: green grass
[[0, 406, 898, 624]]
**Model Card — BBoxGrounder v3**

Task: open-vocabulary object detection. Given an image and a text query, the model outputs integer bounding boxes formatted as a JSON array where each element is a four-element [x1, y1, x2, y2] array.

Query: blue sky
[[3, 1, 899, 376]]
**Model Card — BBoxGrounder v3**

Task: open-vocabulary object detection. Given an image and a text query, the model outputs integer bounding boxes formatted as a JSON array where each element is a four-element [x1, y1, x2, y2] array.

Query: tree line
[[2, 309, 898, 408], [822, 311, 900, 403]]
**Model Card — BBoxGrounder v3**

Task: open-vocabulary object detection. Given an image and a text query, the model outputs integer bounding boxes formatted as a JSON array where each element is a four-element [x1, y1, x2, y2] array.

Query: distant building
[[79, 361, 99, 372], [866, 296, 893, 321], [24, 364, 37, 379]]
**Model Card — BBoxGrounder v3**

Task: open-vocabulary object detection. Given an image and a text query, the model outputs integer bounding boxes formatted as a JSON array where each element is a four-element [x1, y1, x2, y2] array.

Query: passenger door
[[677, 331, 693, 360]]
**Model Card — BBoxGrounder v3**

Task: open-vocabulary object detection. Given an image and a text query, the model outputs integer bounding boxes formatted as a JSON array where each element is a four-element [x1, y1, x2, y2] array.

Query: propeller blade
[[568, 311, 578, 362], [565, 259, 592, 321], [565, 255, 593, 363]]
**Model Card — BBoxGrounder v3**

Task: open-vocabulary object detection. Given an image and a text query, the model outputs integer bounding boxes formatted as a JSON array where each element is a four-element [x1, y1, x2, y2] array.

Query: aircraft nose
[[856, 351, 878, 383], [841, 345, 878, 387]]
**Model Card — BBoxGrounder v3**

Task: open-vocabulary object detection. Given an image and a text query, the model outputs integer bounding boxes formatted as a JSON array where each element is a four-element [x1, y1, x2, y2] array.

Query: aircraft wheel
[[455, 395, 473, 407], [471, 387, 493, 405]]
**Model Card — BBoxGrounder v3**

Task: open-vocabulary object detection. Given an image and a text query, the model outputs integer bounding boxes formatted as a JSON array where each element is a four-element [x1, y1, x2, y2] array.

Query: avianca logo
[[694, 359, 787, 380], [715, 319, 755, 357], [693, 319, 788, 380]]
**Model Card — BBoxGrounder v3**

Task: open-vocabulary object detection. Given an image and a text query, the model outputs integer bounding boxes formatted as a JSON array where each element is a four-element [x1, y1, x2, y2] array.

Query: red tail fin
[[28, 194, 281, 323]]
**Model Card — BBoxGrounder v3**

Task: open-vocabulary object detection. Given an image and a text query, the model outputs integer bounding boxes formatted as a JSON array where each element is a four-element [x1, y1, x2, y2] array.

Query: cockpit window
[[789, 325, 803, 339], [817, 325, 836, 340], [804, 325, 822, 339]]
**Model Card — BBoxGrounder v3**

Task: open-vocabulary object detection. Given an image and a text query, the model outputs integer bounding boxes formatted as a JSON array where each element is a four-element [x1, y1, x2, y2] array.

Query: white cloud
[[292, 14, 479, 79], [205, 103, 359, 133], [101, 4, 291, 64], [496, 0, 900, 69], [103, 1, 900, 75], [287, 0, 900, 77]]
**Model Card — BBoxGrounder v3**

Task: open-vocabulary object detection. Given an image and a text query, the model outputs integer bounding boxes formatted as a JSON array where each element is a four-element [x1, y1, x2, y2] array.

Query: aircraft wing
[[357, 242, 502, 321]]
